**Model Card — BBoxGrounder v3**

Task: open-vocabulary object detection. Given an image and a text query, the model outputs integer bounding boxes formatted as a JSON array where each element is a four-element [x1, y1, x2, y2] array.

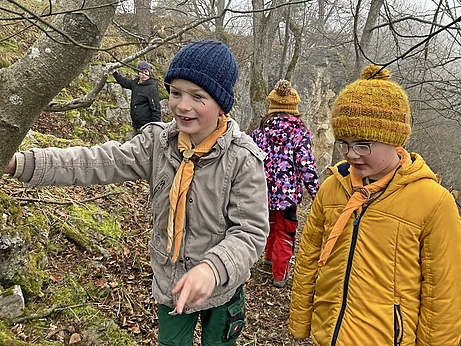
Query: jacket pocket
[[223, 285, 246, 341], [152, 175, 169, 199], [394, 304, 404, 346], [148, 240, 169, 266]]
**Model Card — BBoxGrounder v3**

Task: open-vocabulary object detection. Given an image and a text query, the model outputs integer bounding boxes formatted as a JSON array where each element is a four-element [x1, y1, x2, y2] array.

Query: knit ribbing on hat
[[331, 64, 411, 146], [164, 40, 238, 114], [267, 80, 301, 115]]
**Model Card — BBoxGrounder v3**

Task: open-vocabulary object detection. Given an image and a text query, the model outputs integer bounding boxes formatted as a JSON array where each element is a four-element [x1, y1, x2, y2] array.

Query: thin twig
[[12, 303, 84, 323], [12, 191, 119, 205]]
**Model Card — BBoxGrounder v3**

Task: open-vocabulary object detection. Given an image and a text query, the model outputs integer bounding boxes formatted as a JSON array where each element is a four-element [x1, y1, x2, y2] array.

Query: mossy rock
[[0, 192, 47, 298], [0, 191, 23, 235], [19, 281, 138, 345]]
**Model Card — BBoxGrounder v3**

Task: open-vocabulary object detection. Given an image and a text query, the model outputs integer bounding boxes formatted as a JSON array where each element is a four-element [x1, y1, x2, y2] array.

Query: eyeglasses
[[335, 141, 374, 156]]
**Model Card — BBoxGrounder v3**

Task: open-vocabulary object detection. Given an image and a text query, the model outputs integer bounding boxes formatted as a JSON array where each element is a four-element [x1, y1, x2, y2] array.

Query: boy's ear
[[219, 109, 225, 115]]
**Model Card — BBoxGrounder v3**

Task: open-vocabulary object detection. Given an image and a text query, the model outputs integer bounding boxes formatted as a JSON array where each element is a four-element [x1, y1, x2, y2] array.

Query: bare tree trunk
[[354, 0, 385, 75], [278, 4, 291, 80], [0, 1, 116, 171], [285, 19, 302, 81], [250, 0, 286, 128], [318, 0, 325, 33], [214, 0, 227, 43], [135, 0, 151, 39]]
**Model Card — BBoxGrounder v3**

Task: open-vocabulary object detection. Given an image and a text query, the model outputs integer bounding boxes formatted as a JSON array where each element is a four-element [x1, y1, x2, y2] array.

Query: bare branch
[[4, 0, 117, 50], [45, 14, 223, 112]]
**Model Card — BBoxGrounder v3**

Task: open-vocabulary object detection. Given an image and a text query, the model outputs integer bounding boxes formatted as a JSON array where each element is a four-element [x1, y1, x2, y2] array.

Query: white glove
[[104, 63, 118, 76], [106, 62, 117, 70]]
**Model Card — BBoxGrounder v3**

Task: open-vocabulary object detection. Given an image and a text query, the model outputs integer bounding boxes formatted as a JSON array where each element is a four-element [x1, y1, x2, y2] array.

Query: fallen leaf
[[94, 279, 108, 288], [69, 333, 82, 344], [50, 274, 62, 283]]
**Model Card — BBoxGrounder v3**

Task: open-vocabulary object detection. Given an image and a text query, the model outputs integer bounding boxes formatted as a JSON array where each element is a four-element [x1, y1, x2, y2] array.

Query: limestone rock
[[0, 285, 25, 319]]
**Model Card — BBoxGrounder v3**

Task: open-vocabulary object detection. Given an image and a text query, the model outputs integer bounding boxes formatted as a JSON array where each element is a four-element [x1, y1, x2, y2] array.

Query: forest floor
[[2, 178, 313, 346]]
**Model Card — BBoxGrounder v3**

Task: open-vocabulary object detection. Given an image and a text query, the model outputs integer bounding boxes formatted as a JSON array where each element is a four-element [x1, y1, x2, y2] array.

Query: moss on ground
[[69, 203, 121, 239]]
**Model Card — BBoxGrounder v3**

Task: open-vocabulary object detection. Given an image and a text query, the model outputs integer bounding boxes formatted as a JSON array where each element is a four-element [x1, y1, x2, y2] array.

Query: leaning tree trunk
[[249, 0, 286, 131], [0, 1, 116, 171]]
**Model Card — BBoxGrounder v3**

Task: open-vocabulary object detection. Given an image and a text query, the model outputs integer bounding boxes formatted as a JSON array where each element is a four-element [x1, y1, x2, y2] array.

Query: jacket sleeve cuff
[[14, 151, 35, 182], [201, 253, 229, 287]]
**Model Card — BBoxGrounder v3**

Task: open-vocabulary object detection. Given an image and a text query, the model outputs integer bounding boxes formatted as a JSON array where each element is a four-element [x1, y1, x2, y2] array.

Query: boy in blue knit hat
[[4, 40, 269, 345]]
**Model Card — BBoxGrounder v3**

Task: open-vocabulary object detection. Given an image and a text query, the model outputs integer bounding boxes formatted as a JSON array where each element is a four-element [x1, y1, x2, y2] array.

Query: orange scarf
[[318, 147, 411, 267], [167, 115, 229, 263]]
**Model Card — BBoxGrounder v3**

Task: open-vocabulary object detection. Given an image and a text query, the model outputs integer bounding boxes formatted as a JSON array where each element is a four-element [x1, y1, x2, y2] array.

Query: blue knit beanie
[[164, 40, 238, 114], [137, 61, 151, 71]]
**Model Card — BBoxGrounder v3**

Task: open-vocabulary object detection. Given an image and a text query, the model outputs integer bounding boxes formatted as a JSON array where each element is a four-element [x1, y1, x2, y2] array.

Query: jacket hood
[[265, 114, 303, 127], [328, 152, 437, 195]]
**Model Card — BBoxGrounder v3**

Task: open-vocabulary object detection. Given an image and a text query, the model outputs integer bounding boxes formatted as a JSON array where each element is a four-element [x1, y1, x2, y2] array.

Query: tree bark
[[135, 0, 151, 39], [0, 1, 116, 171]]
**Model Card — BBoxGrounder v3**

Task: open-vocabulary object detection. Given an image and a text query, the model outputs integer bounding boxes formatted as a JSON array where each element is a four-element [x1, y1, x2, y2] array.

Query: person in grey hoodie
[[4, 40, 269, 346]]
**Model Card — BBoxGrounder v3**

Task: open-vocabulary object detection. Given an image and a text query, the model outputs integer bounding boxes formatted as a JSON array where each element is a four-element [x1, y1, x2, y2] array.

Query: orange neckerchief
[[167, 115, 229, 263], [318, 147, 411, 267]]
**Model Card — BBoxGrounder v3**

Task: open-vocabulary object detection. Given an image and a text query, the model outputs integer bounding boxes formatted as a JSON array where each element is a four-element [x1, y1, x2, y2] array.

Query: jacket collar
[[159, 118, 241, 160], [328, 153, 437, 197]]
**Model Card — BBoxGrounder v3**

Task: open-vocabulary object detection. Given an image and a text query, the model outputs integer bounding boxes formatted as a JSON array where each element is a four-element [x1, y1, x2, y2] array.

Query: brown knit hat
[[267, 80, 301, 115], [331, 64, 411, 146]]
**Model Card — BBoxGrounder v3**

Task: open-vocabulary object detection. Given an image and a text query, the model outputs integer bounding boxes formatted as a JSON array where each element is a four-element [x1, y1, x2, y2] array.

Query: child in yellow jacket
[[289, 64, 461, 346]]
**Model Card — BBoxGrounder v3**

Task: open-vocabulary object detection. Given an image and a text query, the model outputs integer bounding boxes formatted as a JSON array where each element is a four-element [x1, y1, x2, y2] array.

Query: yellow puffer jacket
[[289, 153, 461, 346]]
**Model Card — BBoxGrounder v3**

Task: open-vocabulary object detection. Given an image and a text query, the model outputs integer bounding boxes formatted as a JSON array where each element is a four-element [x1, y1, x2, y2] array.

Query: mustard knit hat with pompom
[[267, 80, 301, 115], [331, 64, 411, 146]]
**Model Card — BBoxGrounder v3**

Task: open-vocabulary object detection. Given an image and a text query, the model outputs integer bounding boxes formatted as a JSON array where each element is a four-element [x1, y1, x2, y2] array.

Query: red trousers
[[265, 207, 298, 281]]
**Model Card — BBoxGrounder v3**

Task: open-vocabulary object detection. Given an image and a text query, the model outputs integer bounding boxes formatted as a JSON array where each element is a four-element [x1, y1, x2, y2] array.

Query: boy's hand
[[172, 262, 216, 314], [4, 156, 16, 175]]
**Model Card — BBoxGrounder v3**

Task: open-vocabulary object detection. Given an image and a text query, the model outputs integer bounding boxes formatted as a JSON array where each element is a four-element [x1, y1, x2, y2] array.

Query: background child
[[252, 80, 319, 288], [289, 64, 461, 345], [111, 60, 161, 132], [5, 40, 269, 346]]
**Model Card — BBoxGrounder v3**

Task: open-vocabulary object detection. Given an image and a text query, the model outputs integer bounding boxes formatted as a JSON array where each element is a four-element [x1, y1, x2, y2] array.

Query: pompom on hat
[[137, 60, 151, 71], [267, 80, 301, 115], [331, 64, 411, 146], [164, 40, 238, 114]]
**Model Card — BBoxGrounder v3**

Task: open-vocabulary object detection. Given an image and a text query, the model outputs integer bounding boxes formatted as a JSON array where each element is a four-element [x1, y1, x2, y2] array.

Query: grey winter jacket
[[13, 119, 269, 311]]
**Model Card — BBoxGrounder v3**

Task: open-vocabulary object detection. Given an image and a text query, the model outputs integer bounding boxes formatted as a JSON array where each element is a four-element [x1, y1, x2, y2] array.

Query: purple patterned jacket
[[252, 114, 319, 210]]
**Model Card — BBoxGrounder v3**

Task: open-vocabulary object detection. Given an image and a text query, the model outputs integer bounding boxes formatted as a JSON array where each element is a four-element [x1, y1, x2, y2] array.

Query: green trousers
[[157, 286, 245, 346]]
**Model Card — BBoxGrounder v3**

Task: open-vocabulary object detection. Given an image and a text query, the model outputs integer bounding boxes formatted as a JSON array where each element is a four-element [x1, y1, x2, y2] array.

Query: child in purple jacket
[[252, 80, 319, 287]]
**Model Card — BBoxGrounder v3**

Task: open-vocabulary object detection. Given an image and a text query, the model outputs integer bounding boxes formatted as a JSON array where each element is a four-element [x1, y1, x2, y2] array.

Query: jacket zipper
[[394, 304, 404, 346], [329, 168, 398, 345], [331, 211, 363, 346], [153, 179, 166, 195]]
